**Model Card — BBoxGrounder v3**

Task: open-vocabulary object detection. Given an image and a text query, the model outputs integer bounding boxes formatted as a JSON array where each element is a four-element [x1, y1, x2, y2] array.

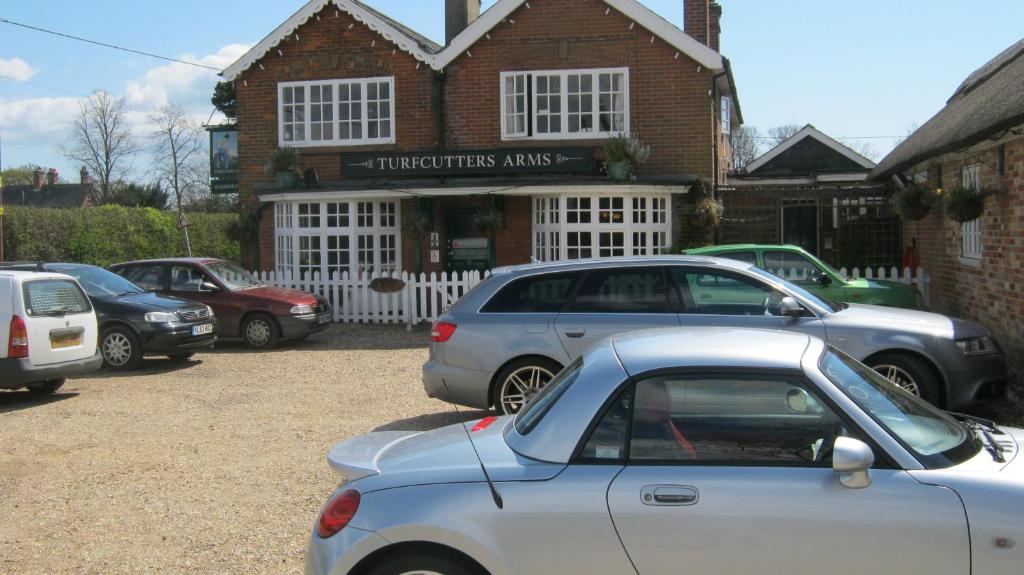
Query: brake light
[[472, 416, 498, 432], [8, 315, 28, 359], [430, 322, 457, 343], [317, 489, 360, 538]]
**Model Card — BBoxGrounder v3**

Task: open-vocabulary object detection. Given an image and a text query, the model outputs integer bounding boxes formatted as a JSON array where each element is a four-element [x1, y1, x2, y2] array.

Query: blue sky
[[1, 0, 1022, 180]]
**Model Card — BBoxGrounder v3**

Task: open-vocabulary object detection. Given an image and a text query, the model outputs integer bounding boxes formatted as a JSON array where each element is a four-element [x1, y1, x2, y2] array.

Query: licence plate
[[50, 331, 82, 349], [192, 324, 214, 336]]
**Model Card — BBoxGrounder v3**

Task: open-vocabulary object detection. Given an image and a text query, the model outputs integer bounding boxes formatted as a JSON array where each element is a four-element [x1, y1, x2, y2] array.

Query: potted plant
[[269, 147, 299, 189], [895, 183, 936, 221], [944, 185, 985, 223], [603, 133, 651, 181]]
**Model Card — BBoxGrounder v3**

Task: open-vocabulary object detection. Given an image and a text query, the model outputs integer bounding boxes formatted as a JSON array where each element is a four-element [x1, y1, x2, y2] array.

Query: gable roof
[[743, 124, 875, 176], [873, 39, 1024, 180], [2, 184, 92, 208], [222, 0, 725, 80]]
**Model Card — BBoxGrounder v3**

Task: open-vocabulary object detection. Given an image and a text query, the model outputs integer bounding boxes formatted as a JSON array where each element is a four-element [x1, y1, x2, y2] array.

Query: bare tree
[[767, 124, 802, 146], [838, 138, 879, 162], [150, 104, 208, 214], [730, 125, 763, 172], [63, 91, 140, 204]]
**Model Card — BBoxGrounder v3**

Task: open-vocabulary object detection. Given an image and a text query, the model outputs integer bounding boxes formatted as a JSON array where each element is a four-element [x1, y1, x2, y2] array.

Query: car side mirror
[[832, 437, 874, 489], [816, 274, 833, 286], [780, 296, 804, 318], [200, 281, 220, 293]]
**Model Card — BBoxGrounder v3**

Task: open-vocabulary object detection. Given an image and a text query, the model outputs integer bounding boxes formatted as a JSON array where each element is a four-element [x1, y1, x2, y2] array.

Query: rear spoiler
[[327, 431, 420, 482]]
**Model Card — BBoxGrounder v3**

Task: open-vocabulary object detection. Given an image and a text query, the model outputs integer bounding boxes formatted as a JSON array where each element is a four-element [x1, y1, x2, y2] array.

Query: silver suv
[[423, 257, 1007, 414]]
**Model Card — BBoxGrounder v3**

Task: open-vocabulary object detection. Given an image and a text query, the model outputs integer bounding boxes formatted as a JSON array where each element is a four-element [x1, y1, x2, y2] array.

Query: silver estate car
[[310, 328, 1023, 575], [423, 257, 1007, 413]]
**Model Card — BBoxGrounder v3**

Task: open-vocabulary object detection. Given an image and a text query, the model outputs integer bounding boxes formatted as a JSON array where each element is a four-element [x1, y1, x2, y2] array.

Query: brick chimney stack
[[446, 0, 480, 46], [80, 166, 92, 185], [684, 0, 710, 48], [46, 168, 59, 186], [709, 2, 722, 52], [32, 168, 45, 190]]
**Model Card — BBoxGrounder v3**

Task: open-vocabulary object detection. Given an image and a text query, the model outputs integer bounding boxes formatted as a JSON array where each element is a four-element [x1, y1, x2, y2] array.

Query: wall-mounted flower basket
[[895, 184, 936, 221], [944, 185, 985, 223], [472, 207, 505, 234]]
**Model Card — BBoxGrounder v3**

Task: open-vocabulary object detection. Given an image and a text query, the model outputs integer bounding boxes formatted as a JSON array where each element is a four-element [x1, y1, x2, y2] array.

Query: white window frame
[[961, 164, 983, 261], [721, 96, 731, 135], [278, 77, 396, 148], [274, 199, 401, 279], [500, 68, 630, 141], [532, 192, 671, 262]]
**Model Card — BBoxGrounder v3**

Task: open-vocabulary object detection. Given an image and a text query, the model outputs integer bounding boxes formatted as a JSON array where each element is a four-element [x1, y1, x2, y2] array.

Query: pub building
[[224, 0, 740, 277]]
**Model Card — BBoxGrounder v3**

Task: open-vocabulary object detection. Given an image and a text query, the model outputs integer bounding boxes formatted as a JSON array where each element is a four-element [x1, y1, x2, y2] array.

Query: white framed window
[[501, 68, 629, 140], [532, 193, 672, 261], [961, 164, 983, 260], [278, 77, 395, 147], [721, 96, 731, 135], [274, 199, 401, 278]]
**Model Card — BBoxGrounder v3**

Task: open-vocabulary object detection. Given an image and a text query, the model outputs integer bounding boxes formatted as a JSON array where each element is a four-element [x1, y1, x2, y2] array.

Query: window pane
[[579, 386, 632, 462], [482, 272, 582, 313], [764, 251, 822, 284], [672, 267, 789, 316], [569, 268, 670, 313]]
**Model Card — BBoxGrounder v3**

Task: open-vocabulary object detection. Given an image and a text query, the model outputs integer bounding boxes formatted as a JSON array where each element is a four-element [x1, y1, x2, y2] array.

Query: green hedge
[[1, 206, 241, 267]]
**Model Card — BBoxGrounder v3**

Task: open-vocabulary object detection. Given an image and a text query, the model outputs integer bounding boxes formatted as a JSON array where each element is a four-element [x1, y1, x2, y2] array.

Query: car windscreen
[[22, 279, 92, 317], [514, 358, 583, 436], [749, 266, 845, 312], [204, 261, 263, 290], [58, 266, 144, 298], [820, 348, 980, 468]]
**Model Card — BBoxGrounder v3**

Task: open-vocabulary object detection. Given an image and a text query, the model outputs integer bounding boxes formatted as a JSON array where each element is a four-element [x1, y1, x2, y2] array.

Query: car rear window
[[481, 272, 581, 313], [23, 279, 91, 317]]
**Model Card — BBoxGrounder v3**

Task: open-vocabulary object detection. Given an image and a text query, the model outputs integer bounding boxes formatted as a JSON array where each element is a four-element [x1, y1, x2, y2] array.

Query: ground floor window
[[533, 193, 671, 261], [274, 199, 401, 278]]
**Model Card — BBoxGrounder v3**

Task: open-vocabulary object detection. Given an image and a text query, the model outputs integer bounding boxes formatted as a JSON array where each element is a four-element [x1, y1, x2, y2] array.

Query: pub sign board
[[209, 125, 239, 195], [342, 148, 596, 178]]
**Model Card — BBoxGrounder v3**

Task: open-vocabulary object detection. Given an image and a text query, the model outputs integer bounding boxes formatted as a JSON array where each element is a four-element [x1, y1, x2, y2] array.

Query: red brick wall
[[684, 0, 710, 47], [903, 136, 1024, 370]]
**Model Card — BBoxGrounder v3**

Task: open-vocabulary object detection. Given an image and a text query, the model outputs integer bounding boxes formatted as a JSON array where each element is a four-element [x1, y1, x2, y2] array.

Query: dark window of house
[[482, 272, 581, 313]]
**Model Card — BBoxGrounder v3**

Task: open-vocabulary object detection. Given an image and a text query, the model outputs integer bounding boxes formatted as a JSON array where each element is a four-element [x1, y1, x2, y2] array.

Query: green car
[[683, 244, 925, 309]]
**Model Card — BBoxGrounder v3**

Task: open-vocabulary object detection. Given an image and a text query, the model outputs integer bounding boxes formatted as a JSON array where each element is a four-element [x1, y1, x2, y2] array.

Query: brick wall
[[904, 136, 1024, 370]]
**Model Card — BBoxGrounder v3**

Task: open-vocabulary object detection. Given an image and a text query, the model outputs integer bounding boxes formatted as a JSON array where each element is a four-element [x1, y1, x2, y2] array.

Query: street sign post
[[177, 211, 192, 257]]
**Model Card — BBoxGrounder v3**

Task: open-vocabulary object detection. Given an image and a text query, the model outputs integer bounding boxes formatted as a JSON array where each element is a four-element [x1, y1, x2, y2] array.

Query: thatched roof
[[872, 39, 1024, 180]]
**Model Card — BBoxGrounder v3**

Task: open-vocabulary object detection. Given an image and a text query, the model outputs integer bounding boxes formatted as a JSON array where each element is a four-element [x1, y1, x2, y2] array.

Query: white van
[[0, 270, 102, 394]]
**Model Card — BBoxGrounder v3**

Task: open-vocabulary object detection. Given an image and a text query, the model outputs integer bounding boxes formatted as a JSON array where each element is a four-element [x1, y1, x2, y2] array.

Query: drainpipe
[[711, 70, 728, 245]]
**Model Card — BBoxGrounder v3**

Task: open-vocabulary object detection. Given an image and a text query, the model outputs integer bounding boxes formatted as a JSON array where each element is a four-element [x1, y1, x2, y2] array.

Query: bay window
[[533, 193, 671, 261], [278, 77, 395, 147], [501, 68, 629, 140]]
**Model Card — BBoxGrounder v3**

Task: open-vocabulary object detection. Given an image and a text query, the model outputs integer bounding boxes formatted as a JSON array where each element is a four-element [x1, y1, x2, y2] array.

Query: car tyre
[[242, 313, 279, 349], [26, 379, 65, 395], [868, 353, 941, 406], [101, 326, 143, 370], [367, 552, 482, 575], [493, 357, 563, 415]]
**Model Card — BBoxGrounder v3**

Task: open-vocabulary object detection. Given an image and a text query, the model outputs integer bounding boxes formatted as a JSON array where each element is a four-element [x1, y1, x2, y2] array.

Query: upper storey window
[[501, 68, 629, 140], [278, 77, 395, 147]]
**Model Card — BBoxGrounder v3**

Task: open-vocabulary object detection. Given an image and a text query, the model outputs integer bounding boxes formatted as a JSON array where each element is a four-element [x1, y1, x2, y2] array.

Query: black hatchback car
[[0, 263, 218, 370]]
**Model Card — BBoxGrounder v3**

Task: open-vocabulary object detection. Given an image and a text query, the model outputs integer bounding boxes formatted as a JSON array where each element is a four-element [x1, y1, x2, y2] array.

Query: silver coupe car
[[309, 327, 1022, 575], [422, 257, 1007, 413]]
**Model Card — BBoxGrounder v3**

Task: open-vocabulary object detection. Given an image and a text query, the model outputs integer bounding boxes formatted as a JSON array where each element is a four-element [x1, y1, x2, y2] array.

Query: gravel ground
[[1, 324, 1020, 574], [0, 324, 485, 575]]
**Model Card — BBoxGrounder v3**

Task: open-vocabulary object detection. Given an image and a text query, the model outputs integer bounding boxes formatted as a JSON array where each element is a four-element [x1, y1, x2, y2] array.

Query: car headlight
[[290, 304, 314, 315], [144, 312, 179, 323], [205, 305, 214, 317], [956, 335, 998, 356]]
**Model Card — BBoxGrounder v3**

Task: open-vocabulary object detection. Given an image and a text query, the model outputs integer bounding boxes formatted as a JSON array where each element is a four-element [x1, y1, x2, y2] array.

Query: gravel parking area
[[0, 324, 484, 575], [1, 324, 1020, 574]]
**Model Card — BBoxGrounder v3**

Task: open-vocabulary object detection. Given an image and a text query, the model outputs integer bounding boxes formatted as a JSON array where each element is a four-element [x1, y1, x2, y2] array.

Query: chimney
[[80, 166, 92, 186], [32, 168, 45, 190], [446, 0, 480, 46], [709, 2, 722, 52], [46, 168, 59, 186], [684, 0, 709, 48]]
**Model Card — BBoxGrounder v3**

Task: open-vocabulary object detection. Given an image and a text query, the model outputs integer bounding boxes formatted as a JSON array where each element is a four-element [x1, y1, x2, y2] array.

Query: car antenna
[[442, 378, 504, 510]]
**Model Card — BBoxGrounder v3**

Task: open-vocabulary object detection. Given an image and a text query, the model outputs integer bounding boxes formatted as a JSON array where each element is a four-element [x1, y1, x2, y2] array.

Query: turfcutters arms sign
[[342, 148, 595, 177]]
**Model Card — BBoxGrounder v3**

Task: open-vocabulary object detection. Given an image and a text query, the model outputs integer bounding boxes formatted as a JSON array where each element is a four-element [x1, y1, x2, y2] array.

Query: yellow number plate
[[50, 332, 82, 349]]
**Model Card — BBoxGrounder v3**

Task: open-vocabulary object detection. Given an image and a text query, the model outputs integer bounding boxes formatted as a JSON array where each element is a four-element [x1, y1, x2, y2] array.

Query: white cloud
[[0, 96, 80, 144], [125, 44, 250, 113], [0, 57, 39, 81]]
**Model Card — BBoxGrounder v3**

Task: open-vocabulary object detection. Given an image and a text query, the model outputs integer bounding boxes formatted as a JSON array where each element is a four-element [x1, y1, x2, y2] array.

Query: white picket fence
[[250, 269, 489, 327], [251, 265, 930, 327]]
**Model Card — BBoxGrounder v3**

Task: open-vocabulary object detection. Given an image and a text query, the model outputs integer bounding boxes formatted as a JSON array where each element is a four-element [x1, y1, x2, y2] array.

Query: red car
[[110, 258, 331, 348]]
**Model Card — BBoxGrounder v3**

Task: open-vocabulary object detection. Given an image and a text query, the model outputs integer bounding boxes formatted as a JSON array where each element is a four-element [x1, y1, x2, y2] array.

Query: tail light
[[430, 322, 457, 343], [8, 315, 29, 359], [317, 489, 360, 538]]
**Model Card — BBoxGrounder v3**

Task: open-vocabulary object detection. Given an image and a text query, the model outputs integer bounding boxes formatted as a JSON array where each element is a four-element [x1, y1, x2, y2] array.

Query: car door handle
[[641, 485, 699, 506], [564, 329, 587, 338]]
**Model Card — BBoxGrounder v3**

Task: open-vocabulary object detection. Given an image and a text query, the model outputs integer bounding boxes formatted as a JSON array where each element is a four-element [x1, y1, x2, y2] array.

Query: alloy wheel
[[873, 364, 921, 396], [102, 332, 133, 367], [499, 365, 556, 414]]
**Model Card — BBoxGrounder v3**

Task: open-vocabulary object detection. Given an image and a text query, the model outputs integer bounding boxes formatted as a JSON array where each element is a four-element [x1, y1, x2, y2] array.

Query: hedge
[[1, 206, 241, 267]]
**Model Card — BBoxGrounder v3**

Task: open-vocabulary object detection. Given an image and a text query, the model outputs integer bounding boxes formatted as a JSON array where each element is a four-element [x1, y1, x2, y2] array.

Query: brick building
[[222, 0, 740, 276], [873, 39, 1024, 371]]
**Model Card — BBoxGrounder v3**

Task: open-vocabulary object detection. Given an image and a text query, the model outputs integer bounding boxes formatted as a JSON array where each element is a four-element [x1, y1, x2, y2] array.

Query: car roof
[[685, 244, 803, 253], [490, 255, 753, 276], [111, 257, 225, 266], [0, 270, 78, 282], [610, 327, 813, 374]]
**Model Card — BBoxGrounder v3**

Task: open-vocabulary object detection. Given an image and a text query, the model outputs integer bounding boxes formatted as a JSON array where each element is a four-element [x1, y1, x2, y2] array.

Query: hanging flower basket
[[895, 184, 936, 221], [944, 185, 985, 223], [402, 209, 432, 238], [683, 197, 723, 230], [472, 207, 505, 234]]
